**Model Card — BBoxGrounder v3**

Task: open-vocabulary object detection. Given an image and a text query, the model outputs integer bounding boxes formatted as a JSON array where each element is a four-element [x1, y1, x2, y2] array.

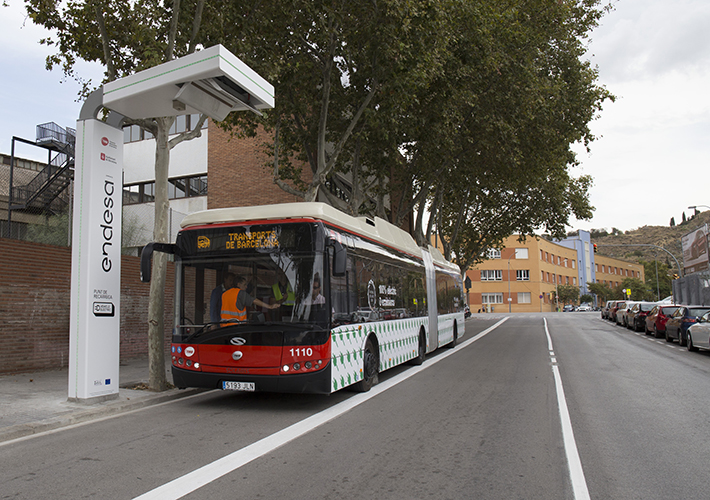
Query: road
[[2, 313, 710, 499]]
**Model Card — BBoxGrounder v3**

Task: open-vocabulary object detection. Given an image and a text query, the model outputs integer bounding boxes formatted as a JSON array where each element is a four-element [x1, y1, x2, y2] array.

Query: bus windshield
[[174, 223, 328, 340]]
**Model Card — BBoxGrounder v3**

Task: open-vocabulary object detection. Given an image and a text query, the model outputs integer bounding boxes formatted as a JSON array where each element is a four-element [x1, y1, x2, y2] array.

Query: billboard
[[681, 224, 709, 275]]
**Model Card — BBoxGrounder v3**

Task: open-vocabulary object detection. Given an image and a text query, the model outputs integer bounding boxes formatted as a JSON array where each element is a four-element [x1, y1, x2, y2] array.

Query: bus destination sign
[[193, 228, 280, 253]]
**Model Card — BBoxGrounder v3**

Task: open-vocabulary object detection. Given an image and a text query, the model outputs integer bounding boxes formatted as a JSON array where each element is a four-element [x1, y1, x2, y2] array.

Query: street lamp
[[507, 253, 515, 313]]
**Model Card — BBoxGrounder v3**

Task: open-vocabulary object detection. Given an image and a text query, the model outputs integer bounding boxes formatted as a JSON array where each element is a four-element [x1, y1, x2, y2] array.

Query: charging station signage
[[68, 119, 123, 401]]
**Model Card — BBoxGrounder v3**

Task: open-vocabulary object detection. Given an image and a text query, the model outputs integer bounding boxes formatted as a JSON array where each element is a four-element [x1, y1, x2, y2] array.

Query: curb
[[0, 387, 207, 444]]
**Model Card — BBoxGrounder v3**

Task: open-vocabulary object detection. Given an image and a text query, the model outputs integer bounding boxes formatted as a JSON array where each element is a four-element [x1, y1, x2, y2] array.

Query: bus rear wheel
[[353, 337, 379, 392], [409, 328, 427, 365]]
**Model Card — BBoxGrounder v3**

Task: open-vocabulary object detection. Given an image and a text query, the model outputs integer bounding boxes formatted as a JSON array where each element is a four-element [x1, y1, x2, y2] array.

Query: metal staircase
[[10, 123, 75, 215]]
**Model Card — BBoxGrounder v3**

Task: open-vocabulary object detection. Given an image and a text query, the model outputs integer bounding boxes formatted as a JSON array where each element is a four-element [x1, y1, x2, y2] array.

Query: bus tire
[[353, 336, 379, 392], [448, 322, 458, 348], [409, 328, 427, 365]]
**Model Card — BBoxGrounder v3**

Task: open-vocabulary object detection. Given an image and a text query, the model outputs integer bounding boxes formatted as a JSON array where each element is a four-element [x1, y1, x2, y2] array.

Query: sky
[[1, 0, 709, 233]]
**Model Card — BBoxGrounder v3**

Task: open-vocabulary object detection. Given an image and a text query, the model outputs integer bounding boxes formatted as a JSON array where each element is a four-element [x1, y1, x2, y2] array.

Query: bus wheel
[[409, 328, 427, 365], [448, 322, 458, 348], [354, 337, 379, 392]]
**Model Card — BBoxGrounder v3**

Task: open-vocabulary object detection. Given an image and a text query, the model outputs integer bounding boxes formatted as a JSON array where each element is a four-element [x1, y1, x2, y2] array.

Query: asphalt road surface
[[2, 313, 710, 499]]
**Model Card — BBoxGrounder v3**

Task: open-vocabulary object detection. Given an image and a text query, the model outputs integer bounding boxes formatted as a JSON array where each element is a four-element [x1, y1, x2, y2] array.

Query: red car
[[645, 305, 681, 338]]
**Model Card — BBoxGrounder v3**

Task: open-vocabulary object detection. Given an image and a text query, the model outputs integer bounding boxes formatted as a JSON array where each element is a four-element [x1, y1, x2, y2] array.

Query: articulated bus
[[141, 202, 465, 394]]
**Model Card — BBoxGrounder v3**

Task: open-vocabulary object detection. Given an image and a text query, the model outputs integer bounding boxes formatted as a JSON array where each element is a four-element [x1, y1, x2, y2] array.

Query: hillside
[[587, 211, 710, 267]]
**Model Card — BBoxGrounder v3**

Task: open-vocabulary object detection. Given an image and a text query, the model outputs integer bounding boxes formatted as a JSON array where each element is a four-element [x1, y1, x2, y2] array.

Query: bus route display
[[178, 223, 312, 256]]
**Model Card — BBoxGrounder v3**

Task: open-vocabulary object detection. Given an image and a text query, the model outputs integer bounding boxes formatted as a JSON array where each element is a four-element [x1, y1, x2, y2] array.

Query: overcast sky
[[1, 0, 709, 233]]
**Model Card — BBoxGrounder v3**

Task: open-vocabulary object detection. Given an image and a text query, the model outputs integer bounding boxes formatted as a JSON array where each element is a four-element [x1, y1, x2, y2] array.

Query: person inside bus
[[300, 274, 327, 322], [221, 274, 280, 324], [271, 274, 295, 319], [210, 272, 235, 323]]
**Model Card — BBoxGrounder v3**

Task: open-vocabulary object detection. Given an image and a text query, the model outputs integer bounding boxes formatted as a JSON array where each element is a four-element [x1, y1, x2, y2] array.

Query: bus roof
[[179, 202, 460, 275]]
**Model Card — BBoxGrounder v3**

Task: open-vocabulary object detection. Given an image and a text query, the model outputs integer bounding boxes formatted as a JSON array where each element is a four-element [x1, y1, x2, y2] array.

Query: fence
[[672, 273, 710, 306]]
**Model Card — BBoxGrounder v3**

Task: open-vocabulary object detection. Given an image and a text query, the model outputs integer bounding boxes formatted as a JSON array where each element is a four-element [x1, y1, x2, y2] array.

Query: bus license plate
[[222, 381, 255, 392]]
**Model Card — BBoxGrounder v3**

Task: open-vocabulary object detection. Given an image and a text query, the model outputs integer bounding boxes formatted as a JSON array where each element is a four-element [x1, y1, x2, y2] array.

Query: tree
[[619, 277, 653, 301], [556, 284, 580, 306], [218, 0, 450, 217], [26, 0, 214, 391], [580, 294, 594, 305], [588, 282, 613, 303], [670, 217, 676, 227], [640, 259, 673, 300], [220, 0, 612, 269]]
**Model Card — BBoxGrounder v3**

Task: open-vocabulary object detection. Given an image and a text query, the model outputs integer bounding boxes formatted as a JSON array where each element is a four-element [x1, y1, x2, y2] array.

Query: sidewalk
[[0, 358, 204, 443]]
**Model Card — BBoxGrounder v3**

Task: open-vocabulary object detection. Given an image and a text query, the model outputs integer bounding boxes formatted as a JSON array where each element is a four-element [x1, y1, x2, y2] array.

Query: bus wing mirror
[[332, 240, 347, 277], [140, 242, 177, 282]]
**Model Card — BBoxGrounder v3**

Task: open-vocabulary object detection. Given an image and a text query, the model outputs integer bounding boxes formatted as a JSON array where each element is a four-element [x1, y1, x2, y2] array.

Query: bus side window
[[331, 255, 355, 323]]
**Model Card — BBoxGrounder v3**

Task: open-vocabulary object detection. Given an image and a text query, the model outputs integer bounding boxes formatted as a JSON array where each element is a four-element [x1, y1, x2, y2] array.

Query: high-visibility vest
[[272, 282, 295, 306], [221, 287, 247, 324]]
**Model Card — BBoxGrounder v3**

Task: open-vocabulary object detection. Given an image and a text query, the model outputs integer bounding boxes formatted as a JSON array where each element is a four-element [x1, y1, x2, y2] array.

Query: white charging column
[[68, 116, 124, 402]]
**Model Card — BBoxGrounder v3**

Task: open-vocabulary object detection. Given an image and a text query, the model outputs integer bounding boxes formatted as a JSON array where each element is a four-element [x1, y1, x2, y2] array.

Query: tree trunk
[[147, 117, 174, 391]]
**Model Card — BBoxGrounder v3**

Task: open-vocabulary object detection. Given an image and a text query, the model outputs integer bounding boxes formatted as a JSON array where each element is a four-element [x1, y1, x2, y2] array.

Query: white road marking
[[544, 318, 591, 500], [133, 318, 510, 500]]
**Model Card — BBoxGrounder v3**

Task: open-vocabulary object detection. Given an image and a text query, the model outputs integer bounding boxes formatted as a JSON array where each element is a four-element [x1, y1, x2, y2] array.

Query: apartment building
[[594, 254, 644, 289], [465, 233, 644, 312]]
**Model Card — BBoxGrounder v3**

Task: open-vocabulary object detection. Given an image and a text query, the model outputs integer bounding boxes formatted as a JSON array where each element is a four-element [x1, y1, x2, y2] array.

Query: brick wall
[[207, 123, 306, 209], [0, 238, 174, 374]]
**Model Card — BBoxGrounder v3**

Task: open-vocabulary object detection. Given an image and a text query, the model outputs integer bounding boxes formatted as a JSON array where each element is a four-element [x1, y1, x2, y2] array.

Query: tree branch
[[187, 0, 205, 54], [166, 0, 181, 61], [93, 1, 115, 81]]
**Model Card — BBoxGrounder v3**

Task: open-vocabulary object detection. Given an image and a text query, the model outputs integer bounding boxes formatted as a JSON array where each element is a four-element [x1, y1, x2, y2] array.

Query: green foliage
[[616, 277, 654, 301], [215, 0, 612, 269], [640, 259, 673, 300], [587, 281, 613, 302], [25, 214, 70, 247], [580, 294, 594, 305], [556, 284, 580, 305]]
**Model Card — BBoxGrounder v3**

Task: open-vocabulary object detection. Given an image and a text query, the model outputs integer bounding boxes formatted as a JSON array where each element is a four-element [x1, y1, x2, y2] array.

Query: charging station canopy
[[102, 45, 274, 121]]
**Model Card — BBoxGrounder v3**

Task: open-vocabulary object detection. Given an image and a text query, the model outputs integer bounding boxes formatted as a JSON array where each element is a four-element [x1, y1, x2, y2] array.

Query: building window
[[552, 274, 556, 284], [487, 248, 501, 259], [481, 270, 503, 281], [572, 261, 576, 269], [123, 174, 208, 205], [541, 271, 545, 282], [540, 250, 544, 260], [565, 258, 568, 268], [515, 248, 528, 259], [573, 277, 577, 285], [516, 270, 530, 281], [124, 114, 207, 143], [517, 292, 531, 304], [482, 293, 504, 304], [566, 276, 569, 285]]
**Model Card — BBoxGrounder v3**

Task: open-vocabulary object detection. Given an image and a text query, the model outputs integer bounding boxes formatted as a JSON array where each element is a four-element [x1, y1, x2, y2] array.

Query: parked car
[[610, 301, 626, 323], [563, 304, 576, 312], [577, 304, 592, 312], [629, 302, 657, 332], [602, 300, 614, 320], [645, 304, 681, 338], [686, 311, 710, 352], [617, 301, 638, 327], [665, 305, 710, 346]]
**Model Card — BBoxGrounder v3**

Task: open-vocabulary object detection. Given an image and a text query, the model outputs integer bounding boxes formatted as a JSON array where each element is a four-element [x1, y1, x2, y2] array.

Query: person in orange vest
[[221, 274, 280, 324]]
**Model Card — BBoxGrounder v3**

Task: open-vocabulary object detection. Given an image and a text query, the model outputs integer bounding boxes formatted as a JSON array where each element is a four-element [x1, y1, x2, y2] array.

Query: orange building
[[465, 235, 644, 313]]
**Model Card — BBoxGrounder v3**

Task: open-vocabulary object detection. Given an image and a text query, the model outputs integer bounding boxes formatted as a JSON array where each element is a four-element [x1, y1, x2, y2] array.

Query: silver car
[[687, 311, 710, 352]]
